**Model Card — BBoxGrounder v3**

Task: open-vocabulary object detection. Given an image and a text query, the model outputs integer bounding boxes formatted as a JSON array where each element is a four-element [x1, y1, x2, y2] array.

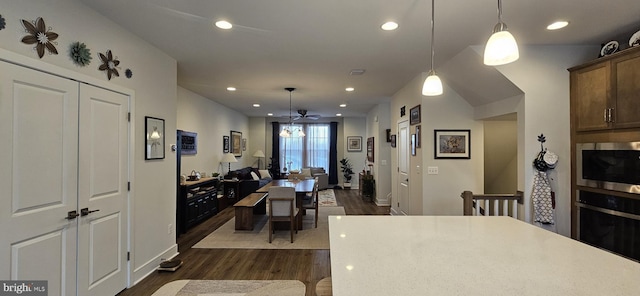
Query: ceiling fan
[[293, 109, 321, 121]]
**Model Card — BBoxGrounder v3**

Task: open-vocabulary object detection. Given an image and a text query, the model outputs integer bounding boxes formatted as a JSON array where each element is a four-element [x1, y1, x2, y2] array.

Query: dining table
[[257, 178, 315, 229], [328, 215, 640, 296]]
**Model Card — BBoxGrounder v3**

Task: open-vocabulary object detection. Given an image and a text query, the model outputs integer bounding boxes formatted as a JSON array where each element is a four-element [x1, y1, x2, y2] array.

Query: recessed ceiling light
[[252, 104, 260, 107], [215, 20, 233, 30], [547, 21, 569, 30], [339, 104, 347, 108], [381, 21, 399, 31], [345, 87, 355, 92], [336, 113, 342, 117], [226, 87, 236, 91], [267, 113, 273, 116]]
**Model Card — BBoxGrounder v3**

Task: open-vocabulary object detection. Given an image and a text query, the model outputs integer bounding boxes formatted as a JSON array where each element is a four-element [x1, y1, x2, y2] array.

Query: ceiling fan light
[[422, 72, 443, 96], [279, 128, 291, 137], [297, 129, 305, 137]]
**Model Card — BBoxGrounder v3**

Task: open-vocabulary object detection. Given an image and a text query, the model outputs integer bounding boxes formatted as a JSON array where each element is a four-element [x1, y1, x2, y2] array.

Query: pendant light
[[484, 0, 519, 66], [422, 0, 443, 96], [279, 87, 305, 138]]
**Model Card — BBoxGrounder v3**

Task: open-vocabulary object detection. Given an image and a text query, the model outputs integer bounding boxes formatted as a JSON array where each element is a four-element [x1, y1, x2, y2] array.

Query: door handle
[[66, 210, 80, 220], [405, 179, 409, 182], [80, 208, 100, 216]]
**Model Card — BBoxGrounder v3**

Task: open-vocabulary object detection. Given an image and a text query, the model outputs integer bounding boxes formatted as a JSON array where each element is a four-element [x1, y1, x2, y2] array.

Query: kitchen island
[[328, 216, 640, 295]]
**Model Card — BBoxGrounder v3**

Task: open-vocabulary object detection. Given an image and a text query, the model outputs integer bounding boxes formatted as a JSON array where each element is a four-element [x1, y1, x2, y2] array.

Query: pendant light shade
[[484, 0, 519, 66], [422, 71, 443, 96], [423, 0, 443, 96]]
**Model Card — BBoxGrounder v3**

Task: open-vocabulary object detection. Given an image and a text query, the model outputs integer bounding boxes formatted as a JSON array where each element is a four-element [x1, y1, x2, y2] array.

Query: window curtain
[[271, 122, 280, 175], [329, 122, 338, 184], [278, 123, 330, 174]]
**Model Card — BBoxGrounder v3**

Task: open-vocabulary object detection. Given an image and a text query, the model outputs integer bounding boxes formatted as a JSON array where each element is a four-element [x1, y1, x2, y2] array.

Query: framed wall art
[[145, 116, 165, 160], [415, 125, 421, 148], [367, 137, 374, 162], [223, 135, 230, 153], [231, 130, 242, 157], [410, 105, 421, 125], [347, 136, 362, 152], [434, 129, 470, 159]]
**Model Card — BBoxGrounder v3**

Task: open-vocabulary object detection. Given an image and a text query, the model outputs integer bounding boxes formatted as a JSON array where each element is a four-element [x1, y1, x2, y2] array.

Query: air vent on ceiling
[[349, 69, 366, 75]]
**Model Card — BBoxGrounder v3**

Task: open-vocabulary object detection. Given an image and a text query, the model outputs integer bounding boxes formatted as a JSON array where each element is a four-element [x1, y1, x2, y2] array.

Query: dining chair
[[268, 186, 299, 243], [302, 177, 319, 228]]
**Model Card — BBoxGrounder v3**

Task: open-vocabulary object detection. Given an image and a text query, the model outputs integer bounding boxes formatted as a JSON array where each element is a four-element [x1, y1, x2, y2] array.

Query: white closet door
[[77, 84, 129, 296], [0, 61, 79, 296]]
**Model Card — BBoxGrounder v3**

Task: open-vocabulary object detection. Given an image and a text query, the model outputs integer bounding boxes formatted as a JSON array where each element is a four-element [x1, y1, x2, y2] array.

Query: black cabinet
[[177, 178, 219, 235]]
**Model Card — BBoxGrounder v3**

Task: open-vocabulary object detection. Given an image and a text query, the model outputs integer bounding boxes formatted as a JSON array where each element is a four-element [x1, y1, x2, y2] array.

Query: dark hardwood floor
[[117, 189, 389, 296]]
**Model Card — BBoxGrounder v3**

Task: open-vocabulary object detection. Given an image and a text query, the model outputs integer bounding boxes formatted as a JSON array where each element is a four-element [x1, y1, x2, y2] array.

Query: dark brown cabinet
[[570, 46, 640, 132], [177, 178, 218, 235]]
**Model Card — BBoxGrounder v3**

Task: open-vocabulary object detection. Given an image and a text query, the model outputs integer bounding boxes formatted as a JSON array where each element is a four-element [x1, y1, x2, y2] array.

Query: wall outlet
[[168, 223, 173, 234], [427, 166, 439, 175]]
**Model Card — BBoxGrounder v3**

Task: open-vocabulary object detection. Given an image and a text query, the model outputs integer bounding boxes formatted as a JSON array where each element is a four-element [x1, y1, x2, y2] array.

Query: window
[[280, 123, 329, 172]]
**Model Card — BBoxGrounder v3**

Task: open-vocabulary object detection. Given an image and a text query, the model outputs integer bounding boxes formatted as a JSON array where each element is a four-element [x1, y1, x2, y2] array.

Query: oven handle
[[576, 202, 640, 221]]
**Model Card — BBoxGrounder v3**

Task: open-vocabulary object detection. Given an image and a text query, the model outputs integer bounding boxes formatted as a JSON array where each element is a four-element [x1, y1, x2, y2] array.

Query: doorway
[[483, 113, 517, 194]]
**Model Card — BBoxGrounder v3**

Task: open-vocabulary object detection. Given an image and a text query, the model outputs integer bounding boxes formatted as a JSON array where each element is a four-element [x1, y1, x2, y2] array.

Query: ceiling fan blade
[[306, 115, 320, 120]]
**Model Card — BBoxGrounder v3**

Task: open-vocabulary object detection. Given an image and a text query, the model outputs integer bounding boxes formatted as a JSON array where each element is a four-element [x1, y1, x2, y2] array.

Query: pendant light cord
[[497, 0, 503, 23], [430, 0, 435, 73]]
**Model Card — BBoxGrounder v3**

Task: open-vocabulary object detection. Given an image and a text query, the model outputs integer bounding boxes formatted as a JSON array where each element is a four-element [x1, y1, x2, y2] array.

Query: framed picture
[[434, 129, 471, 159], [242, 138, 247, 151], [145, 116, 165, 160], [415, 125, 421, 148], [411, 134, 416, 156], [179, 130, 197, 155], [231, 130, 242, 157], [390, 134, 396, 148], [367, 137, 374, 162], [410, 105, 421, 125], [347, 136, 362, 152], [223, 135, 230, 153], [386, 129, 391, 142]]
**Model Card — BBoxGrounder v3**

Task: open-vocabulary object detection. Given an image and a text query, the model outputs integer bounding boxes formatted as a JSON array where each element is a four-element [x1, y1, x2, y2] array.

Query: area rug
[[318, 189, 338, 206], [193, 206, 345, 249], [151, 280, 305, 296]]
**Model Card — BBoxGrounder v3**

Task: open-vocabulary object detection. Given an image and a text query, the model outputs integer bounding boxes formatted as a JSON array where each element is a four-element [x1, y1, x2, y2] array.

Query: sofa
[[224, 167, 272, 199]]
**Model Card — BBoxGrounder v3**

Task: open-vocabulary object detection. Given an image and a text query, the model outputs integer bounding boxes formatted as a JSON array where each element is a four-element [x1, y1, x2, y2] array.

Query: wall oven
[[576, 142, 640, 194], [576, 142, 640, 262]]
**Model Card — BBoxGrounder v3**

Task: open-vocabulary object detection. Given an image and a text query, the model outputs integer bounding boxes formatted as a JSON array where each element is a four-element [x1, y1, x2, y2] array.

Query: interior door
[[0, 61, 80, 296], [397, 120, 410, 215], [77, 84, 129, 296]]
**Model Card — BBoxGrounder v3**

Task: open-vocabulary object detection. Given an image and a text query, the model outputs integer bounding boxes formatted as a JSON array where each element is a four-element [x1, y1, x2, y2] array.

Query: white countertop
[[328, 216, 640, 296]]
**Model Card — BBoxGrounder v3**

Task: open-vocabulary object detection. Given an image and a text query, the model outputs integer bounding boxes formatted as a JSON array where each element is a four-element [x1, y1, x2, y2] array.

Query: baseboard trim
[[131, 244, 178, 287]]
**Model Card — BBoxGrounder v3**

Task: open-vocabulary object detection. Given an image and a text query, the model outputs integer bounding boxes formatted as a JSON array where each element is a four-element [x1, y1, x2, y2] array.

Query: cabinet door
[[571, 62, 611, 131], [612, 50, 640, 129]]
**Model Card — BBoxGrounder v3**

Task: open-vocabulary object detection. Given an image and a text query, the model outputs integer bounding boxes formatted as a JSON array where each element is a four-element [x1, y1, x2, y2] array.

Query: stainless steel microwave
[[576, 142, 640, 194]]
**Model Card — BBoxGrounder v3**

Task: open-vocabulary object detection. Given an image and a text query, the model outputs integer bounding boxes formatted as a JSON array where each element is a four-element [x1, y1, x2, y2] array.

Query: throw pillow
[[258, 169, 271, 179], [300, 168, 312, 178], [250, 171, 260, 181]]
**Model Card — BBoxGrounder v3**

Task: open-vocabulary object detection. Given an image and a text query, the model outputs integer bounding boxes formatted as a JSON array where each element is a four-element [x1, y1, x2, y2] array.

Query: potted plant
[[340, 158, 354, 189]]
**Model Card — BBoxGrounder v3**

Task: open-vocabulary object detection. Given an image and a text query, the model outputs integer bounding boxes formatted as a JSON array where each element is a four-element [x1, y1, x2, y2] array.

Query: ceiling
[[80, 0, 640, 118]]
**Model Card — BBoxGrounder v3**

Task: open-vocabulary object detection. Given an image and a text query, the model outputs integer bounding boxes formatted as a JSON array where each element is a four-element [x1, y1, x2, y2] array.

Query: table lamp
[[221, 153, 238, 174]]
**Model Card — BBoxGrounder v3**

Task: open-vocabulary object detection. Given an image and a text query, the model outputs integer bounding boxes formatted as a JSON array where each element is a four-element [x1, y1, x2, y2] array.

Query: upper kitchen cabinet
[[570, 46, 640, 132]]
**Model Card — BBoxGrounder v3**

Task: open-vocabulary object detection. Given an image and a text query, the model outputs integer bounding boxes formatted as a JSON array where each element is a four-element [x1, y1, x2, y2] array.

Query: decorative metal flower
[[0, 14, 6, 31], [69, 42, 92, 66], [21, 17, 58, 59], [98, 50, 120, 80], [125, 69, 133, 79]]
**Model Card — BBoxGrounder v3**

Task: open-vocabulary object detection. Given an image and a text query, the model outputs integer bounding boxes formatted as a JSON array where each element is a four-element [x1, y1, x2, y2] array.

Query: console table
[[177, 178, 218, 235]]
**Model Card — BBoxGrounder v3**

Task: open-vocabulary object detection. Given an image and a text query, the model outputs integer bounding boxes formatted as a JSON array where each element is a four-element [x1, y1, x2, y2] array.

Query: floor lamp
[[253, 150, 265, 169]]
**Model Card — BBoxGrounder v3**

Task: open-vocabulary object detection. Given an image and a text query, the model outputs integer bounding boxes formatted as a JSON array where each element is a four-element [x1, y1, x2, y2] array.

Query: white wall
[[0, 0, 178, 284], [484, 45, 596, 236], [344, 117, 367, 187], [365, 104, 392, 205], [177, 87, 250, 175]]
